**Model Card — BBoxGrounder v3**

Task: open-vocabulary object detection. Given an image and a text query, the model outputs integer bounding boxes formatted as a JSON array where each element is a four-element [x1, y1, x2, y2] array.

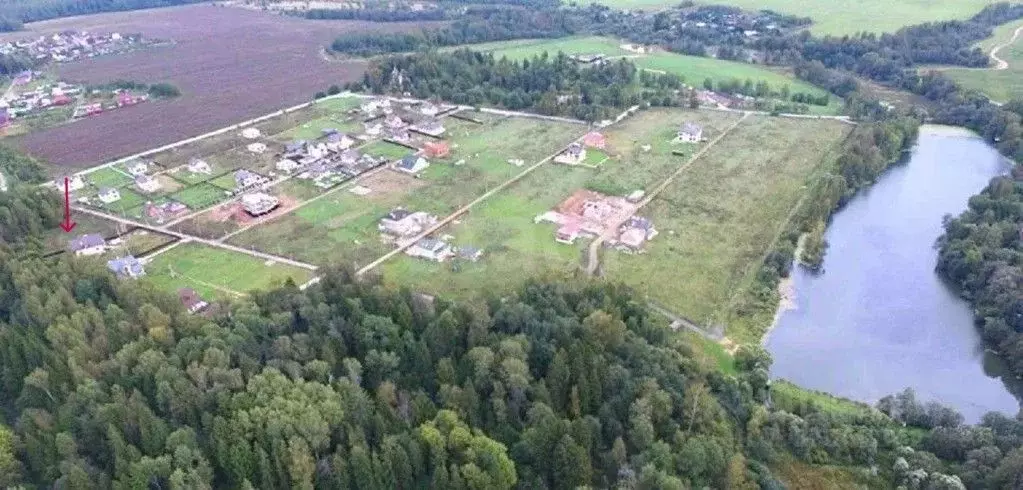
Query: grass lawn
[[95, 188, 147, 214], [576, 0, 994, 36], [314, 95, 363, 113], [601, 115, 850, 342], [363, 141, 414, 160], [172, 183, 230, 209], [458, 36, 834, 102], [86, 167, 133, 188], [274, 115, 362, 141], [943, 18, 1023, 103], [143, 242, 313, 299], [582, 149, 609, 166]]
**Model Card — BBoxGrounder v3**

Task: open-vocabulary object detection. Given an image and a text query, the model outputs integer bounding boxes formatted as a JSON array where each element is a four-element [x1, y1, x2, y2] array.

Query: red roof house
[[51, 94, 72, 106], [582, 131, 607, 149], [423, 141, 451, 158]]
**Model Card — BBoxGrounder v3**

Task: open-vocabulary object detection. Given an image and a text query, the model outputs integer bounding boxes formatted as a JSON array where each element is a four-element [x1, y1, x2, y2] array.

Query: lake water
[[765, 126, 1020, 422]]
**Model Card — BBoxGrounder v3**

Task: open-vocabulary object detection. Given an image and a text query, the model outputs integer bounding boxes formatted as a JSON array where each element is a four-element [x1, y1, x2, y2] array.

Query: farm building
[[396, 155, 429, 174], [411, 118, 445, 136], [424, 141, 450, 158], [241, 192, 280, 216], [234, 169, 268, 192], [107, 256, 145, 279], [554, 143, 586, 165], [68, 233, 106, 256], [361, 98, 392, 114], [240, 127, 261, 139], [247, 142, 268, 154], [556, 223, 582, 244], [178, 288, 209, 314], [135, 175, 161, 193], [378, 209, 437, 238], [677, 122, 703, 143], [187, 158, 211, 174], [98, 187, 121, 204], [406, 238, 454, 262], [582, 131, 607, 149]]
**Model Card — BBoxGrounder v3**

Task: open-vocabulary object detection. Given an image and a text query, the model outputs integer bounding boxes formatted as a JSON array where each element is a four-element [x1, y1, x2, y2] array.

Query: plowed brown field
[[3, 5, 438, 170]]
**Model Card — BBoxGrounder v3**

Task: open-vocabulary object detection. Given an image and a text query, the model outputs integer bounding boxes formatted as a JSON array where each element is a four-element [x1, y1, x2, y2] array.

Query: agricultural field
[[943, 18, 1023, 103], [6, 4, 441, 169], [227, 116, 586, 266], [601, 115, 850, 342], [379, 108, 744, 297], [578, 0, 995, 35], [143, 242, 314, 299]]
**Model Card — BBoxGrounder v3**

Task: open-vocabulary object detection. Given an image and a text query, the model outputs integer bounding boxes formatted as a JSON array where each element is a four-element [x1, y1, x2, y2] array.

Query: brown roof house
[[582, 131, 607, 149], [424, 141, 450, 158], [178, 288, 209, 314]]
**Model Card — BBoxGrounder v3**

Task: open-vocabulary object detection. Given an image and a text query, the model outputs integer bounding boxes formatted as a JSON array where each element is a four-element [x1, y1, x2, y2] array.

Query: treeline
[[0, 0, 207, 31], [90, 79, 181, 98], [349, 49, 687, 121], [303, 7, 446, 22], [937, 177, 1023, 379], [330, 6, 578, 56], [700, 76, 829, 106]]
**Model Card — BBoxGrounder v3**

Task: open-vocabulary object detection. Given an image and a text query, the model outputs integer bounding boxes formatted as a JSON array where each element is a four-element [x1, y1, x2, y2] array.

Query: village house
[[378, 208, 437, 238], [308, 142, 329, 159], [395, 155, 430, 174], [276, 159, 300, 173], [582, 131, 607, 149], [68, 233, 106, 256], [246, 142, 268, 154], [617, 216, 659, 251], [339, 149, 361, 165], [677, 122, 704, 143], [361, 98, 392, 114], [107, 256, 145, 279], [420, 102, 440, 116], [241, 192, 280, 216], [145, 201, 188, 223], [406, 238, 454, 262], [387, 127, 411, 142], [285, 140, 307, 159], [187, 158, 211, 175], [98, 187, 121, 204], [325, 132, 355, 151], [57, 174, 86, 192], [178, 288, 209, 314], [240, 127, 261, 139], [126, 160, 148, 176], [234, 169, 268, 192], [423, 141, 450, 159], [554, 143, 586, 165], [555, 223, 582, 244], [135, 174, 161, 193], [384, 114, 405, 129], [411, 118, 445, 136], [363, 122, 383, 137]]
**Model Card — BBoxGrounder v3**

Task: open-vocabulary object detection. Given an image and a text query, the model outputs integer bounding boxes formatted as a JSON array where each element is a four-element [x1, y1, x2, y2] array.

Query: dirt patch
[[8, 5, 443, 169]]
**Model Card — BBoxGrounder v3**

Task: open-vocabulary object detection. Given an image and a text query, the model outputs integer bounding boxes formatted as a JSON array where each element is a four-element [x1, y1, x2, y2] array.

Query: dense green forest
[[349, 50, 688, 121]]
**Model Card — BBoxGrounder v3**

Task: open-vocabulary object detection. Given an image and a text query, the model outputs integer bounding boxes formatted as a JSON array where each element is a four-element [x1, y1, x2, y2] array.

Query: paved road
[[73, 206, 320, 271]]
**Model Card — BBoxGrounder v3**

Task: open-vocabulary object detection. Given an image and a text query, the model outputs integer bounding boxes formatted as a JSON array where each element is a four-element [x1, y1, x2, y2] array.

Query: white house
[[395, 155, 429, 174], [187, 158, 212, 174], [276, 159, 300, 173], [241, 192, 280, 216], [240, 127, 261, 139], [363, 122, 382, 137], [98, 187, 121, 204], [135, 174, 161, 193], [677, 122, 703, 143], [246, 142, 268, 154], [405, 238, 454, 262], [554, 143, 586, 165], [326, 132, 355, 151], [126, 161, 148, 176]]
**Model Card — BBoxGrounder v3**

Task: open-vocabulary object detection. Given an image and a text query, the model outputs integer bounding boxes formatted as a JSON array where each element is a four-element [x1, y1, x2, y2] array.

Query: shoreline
[[762, 233, 805, 345]]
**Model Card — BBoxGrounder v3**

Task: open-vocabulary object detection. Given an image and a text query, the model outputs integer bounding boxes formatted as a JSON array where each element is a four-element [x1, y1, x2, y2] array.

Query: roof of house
[[416, 238, 448, 252], [107, 256, 144, 276], [397, 154, 424, 170], [340, 149, 360, 160], [583, 131, 606, 145], [135, 174, 155, 184], [235, 169, 261, 183], [178, 287, 205, 308], [385, 208, 411, 221], [286, 140, 307, 152], [680, 122, 703, 134], [626, 216, 654, 230], [69, 233, 104, 251]]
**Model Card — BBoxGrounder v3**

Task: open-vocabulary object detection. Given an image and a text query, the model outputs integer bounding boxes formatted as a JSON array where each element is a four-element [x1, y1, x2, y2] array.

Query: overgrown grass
[[172, 183, 229, 209], [144, 242, 313, 299]]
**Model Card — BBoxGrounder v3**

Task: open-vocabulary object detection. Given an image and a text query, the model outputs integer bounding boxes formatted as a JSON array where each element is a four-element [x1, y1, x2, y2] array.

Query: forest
[[348, 50, 687, 122]]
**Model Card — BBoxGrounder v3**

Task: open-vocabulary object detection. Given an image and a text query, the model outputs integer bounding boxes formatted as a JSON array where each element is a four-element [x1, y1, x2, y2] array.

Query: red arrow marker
[[60, 176, 76, 233]]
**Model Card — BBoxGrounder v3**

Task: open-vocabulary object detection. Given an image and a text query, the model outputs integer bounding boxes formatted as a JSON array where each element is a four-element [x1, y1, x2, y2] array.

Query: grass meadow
[[943, 18, 1023, 103], [144, 242, 313, 299]]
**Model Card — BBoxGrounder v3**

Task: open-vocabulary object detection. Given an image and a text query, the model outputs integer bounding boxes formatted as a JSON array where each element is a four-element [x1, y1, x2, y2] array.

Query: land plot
[[111, 230, 177, 257], [86, 167, 133, 188], [601, 116, 851, 338], [172, 182, 230, 209], [363, 141, 414, 160], [144, 242, 313, 299], [274, 115, 363, 141], [9, 3, 440, 168], [41, 214, 121, 255], [88, 187, 148, 214]]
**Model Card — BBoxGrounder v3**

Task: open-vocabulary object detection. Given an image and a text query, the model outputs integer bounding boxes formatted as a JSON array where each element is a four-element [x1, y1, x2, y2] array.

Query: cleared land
[[459, 36, 833, 101], [943, 19, 1023, 103], [578, 0, 997, 36], [4, 4, 441, 169], [144, 242, 313, 299], [601, 115, 850, 340]]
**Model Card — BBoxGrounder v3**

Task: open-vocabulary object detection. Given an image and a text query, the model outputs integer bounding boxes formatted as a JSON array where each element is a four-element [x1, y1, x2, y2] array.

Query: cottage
[[582, 131, 607, 149], [68, 233, 106, 256], [107, 256, 145, 279], [395, 155, 429, 174], [98, 187, 121, 204], [406, 238, 454, 262], [241, 192, 280, 216], [187, 158, 211, 174], [363, 122, 383, 137], [246, 142, 267, 154], [423, 141, 450, 158], [456, 246, 483, 262], [234, 169, 267, 191], [178, 288, 209, 314], [411, 118, 445, 136], [276, 159, 300, 173], [126, 160, 148, 176], [677, 122, 703, 143], [554, 143, 586, 165], [378, 209, 437, 238], [240, 127, 261, 139], [135, 174, 161, 193]]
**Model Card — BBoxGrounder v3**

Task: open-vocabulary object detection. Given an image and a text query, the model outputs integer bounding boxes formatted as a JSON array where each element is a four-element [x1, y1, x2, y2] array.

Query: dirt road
[[991, 26, 1023, 70]]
